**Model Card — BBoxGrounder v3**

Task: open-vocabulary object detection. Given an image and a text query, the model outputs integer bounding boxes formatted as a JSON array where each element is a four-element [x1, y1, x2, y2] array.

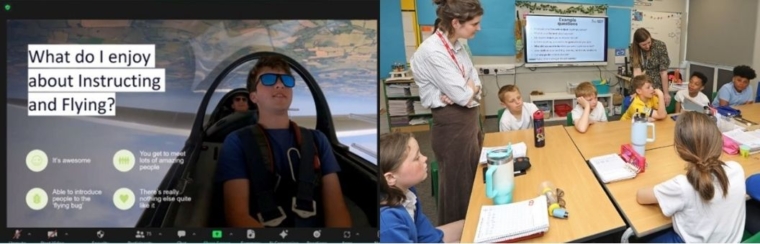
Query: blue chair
[[755, 85, 760, 102], [748, 174, 760, 201], [621, 95, 634, 117], [745, 174, 760, 241]]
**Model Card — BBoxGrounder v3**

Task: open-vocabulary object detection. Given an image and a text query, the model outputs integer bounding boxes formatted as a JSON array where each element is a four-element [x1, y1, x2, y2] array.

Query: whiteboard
[[631, 10, 682, 68]]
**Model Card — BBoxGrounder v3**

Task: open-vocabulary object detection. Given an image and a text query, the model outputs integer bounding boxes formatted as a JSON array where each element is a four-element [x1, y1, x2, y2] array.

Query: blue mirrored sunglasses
[[258, 73, 295, 88]]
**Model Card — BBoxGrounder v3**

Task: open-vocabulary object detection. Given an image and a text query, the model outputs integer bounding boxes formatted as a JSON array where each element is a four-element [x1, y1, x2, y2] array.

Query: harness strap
[[244, 125, 285, 227], [243, 121, 322, 227], [292, 126, 317, 218]]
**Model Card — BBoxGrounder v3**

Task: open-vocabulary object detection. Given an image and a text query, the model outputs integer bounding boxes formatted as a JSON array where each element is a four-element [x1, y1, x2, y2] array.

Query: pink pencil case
[[723, 135, 740, 155]]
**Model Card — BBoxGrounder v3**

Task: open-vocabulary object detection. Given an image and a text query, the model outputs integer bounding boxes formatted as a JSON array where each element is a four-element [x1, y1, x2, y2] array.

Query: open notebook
[[722, 129, 760, 154], [473, 195, 549, 243], [589, 154, 641, 183]]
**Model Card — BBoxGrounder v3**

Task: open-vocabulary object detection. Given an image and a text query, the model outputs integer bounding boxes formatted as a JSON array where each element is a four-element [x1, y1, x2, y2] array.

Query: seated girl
[[636, 111, 746, 243], [379, 132, 464, 243]]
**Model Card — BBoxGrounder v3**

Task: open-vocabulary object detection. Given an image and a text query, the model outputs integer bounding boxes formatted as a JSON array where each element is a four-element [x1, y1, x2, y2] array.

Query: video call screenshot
[[11, 0, 760, 243], [3, 0, 379, 242]]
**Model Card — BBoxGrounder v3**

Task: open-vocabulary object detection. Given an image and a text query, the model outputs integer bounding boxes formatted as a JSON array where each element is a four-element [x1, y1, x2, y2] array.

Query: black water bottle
[[533, 110, 545, 148]]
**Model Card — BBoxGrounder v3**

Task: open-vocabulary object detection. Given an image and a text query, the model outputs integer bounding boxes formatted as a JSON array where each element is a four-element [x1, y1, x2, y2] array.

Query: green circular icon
[[26, 149, 48, 172], [26, 188, 48, 210], [113, 150, 135, 172], [113, 188, 135, 210]]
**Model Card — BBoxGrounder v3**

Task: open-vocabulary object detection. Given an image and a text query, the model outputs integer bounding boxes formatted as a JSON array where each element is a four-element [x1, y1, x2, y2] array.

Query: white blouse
[[411, 32, 481, 109]]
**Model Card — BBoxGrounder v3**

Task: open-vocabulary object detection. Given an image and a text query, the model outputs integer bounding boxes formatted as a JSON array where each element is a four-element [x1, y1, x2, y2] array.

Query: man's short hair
[[498, 85, 520, 103], [575, 81, 597, 98], [690, 72, 708, 87], [246, 55, 292, 92], [733, 65, 757, 80], [631, 74, 652, 91]]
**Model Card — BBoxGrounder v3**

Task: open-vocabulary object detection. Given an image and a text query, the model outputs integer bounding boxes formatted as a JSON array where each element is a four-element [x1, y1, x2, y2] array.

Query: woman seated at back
[[636, 111, 746, 243], [379, 132, 464, 243]]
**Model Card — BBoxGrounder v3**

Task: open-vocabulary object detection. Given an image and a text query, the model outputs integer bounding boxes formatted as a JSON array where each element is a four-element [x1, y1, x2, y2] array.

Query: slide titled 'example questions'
[[26, 44, 166, 116], [525, 16, 607, 63]]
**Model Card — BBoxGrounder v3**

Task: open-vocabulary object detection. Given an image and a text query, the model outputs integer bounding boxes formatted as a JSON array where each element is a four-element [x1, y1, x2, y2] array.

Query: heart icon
[[120, 194, 129, 203]]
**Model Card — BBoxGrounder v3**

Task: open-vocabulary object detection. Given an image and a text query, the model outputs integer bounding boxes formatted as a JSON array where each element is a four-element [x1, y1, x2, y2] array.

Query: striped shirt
[[410, 32, 481, 109]]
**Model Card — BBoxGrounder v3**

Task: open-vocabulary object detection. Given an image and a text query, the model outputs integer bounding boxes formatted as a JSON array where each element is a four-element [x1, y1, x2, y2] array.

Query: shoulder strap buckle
[[256, 206, 287, 227], [291, 197, 317, 218]]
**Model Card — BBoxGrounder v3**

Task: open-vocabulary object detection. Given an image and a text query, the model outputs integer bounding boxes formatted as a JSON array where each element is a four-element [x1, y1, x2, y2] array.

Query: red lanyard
[[436, 31, 465, 79]]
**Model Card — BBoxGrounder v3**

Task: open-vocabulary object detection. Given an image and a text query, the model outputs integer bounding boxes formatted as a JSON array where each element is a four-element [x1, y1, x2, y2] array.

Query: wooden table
[[461, 126, 626, 243], [565, 118, 677, 160], [601, 145, 760, 237], [734, 103, 760, 122]]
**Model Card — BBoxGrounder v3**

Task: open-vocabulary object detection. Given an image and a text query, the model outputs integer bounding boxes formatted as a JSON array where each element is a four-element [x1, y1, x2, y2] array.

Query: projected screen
[[524, 15, 608, 64]]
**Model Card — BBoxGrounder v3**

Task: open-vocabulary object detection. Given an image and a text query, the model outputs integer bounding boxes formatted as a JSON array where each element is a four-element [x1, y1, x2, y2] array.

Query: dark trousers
[[431, 105, 483, 225]]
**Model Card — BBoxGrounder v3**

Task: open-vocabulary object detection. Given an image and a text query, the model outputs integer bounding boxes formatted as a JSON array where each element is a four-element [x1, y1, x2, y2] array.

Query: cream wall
[[755, 1, 760, 69], [381, 0, 690, 118], [475, 0, 688, 116]]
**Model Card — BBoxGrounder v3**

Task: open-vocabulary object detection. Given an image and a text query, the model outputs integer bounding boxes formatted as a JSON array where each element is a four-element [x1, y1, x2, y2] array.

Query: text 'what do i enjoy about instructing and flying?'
[[26, 44, 165, 116]]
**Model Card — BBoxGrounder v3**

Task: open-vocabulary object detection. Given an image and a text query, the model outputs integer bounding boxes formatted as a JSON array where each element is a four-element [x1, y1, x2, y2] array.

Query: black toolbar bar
[[4, 228, 378, 243]]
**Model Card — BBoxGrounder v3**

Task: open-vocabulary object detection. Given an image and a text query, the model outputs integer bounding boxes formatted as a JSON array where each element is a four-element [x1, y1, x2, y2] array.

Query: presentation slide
[[7, 19, 377, 231], [525, 15, 607, 64]]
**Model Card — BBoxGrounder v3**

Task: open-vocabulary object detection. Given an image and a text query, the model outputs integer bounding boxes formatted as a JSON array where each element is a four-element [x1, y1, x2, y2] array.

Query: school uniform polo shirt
[[712, 82, 754, 106]]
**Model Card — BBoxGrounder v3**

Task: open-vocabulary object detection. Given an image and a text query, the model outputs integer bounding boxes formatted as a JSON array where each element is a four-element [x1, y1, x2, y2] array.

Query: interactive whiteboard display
[[524, 15, 608, 67]]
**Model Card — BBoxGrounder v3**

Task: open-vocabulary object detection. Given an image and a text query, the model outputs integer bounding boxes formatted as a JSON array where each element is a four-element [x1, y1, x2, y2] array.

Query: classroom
[[379, 0, 760, 243]]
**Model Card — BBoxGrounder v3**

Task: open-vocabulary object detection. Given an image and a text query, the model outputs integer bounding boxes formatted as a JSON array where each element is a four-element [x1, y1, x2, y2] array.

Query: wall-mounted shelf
[[383, 78, 432, 133], [530, 92, 613, 122]]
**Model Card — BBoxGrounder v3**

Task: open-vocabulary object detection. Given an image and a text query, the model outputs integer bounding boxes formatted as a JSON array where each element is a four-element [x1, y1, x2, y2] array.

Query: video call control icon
[[26, 149, 48, 172], [246, 230, 255, 239], [26, 188, 49, 210], [113, 149, 135, 172], [212, 230, 222, 239]]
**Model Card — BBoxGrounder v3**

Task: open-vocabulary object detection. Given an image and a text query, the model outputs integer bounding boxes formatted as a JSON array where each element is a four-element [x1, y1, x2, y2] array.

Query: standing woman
[[631, 28, 672, 106], [410, 0, 484, 225], [433, 18, 473, 59]]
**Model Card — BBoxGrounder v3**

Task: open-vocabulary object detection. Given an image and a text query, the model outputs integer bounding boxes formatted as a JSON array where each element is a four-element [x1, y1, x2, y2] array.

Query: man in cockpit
[[215, 55, 352, 228], [230, 94, 250, 113]]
